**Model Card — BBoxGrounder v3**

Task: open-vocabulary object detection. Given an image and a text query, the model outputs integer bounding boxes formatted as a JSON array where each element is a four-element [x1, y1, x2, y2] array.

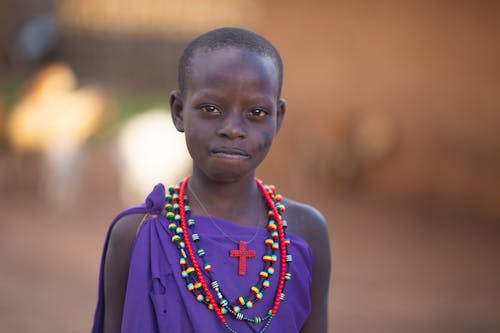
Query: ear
[[169, 90, 185, 132], [276, 98, 286, 133]]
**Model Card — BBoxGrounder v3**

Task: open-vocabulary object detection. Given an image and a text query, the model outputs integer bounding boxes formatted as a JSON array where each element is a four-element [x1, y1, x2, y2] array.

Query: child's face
[[171, 47, 285, 182]]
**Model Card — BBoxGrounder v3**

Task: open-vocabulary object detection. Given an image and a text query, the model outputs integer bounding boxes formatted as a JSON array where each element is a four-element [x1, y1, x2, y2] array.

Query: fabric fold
[[92, 183, 313, 333]]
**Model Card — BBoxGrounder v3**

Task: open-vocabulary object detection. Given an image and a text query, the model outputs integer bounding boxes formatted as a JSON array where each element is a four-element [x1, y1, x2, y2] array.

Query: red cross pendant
[[230, 241, 256, 276]]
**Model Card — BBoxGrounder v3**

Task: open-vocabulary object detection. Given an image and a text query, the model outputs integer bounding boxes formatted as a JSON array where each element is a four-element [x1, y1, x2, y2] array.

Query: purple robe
[[92, 183, 313, 332]]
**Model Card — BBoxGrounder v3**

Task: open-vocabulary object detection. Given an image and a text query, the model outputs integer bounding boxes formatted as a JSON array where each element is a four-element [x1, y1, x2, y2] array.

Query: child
[[92, 27, 331, 333]]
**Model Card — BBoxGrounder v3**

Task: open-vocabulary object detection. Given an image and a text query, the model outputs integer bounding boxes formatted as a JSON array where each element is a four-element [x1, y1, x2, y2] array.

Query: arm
[[103, 213, 144, 333], [283, 199, 331, 333], [300, 210, 331, 333]]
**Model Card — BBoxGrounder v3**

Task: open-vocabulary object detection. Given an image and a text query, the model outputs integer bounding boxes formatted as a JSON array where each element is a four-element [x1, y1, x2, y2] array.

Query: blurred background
[[1, 0, 499, 332]]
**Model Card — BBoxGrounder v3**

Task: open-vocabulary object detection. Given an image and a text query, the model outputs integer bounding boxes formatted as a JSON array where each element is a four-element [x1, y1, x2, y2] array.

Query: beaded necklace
[[164, 177, 292, 333]]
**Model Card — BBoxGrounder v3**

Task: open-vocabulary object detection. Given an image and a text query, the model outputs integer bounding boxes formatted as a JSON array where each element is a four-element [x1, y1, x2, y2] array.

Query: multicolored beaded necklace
[[164, 177, 292, 333]]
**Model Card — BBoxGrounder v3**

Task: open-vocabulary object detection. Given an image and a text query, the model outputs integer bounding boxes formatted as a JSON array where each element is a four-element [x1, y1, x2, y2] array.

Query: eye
[[199, 104, 221, 114], [248, 108, 268, 118]]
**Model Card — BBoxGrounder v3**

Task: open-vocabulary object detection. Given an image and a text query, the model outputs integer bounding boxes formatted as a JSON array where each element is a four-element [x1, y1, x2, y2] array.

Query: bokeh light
[[0, 1, 499, 332]]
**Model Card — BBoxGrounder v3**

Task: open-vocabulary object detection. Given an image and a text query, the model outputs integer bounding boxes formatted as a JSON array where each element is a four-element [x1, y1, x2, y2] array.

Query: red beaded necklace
[[164, 177, 291, 332]]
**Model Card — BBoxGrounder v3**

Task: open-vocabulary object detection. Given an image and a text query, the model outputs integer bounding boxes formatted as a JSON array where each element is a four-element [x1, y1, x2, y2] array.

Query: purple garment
[[92, 183, 313, 332]]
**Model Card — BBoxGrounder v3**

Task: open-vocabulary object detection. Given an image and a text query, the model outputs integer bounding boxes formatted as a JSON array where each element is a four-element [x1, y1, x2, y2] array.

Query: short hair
[[178, 27, 283, 97]]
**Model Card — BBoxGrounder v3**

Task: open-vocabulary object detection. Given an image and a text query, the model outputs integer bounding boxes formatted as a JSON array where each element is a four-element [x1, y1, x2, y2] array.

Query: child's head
[[170, 27, 286, 182], [178, 27, 283, 99]]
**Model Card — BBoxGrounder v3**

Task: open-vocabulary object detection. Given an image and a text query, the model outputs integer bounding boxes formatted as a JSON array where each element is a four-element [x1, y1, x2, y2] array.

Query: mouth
[[211, 147, 250, 160]]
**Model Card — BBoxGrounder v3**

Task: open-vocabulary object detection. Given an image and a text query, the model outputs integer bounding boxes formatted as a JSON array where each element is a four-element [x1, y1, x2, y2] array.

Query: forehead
[[186, 47, 280, 97]]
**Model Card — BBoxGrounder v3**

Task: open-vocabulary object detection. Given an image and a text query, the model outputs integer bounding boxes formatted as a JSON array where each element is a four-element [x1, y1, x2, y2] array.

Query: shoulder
[[281, 197, 331, 277], [105, 212, 146, 280], [107, 213, 146, 252], [281, 197, 329, 247], [281, 198, 331, 332], [103, 212, 146, 332], [107, 182, 166, 252]]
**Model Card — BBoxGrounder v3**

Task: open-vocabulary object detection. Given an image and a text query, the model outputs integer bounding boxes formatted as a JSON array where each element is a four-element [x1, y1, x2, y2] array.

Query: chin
[[204, 166, 255, 184]]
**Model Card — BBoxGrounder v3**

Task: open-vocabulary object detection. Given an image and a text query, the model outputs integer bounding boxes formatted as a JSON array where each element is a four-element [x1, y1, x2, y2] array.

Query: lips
[[211, 147, 250, 160]]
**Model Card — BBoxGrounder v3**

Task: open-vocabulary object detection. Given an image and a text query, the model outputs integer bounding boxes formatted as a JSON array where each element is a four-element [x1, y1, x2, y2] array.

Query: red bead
[[179, 178, 222, 322], [174, 177, 291, 326]]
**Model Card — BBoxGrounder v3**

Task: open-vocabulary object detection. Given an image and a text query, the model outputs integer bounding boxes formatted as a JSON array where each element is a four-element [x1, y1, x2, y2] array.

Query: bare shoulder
[[281, 198, 331, 333], [107, 213, 145, 250], [104, 212, 145, 289], [280, 197, 331, 274], [103, 212, 146, 333], [281, 197, 329, 246], [104, 211, 146, 288]]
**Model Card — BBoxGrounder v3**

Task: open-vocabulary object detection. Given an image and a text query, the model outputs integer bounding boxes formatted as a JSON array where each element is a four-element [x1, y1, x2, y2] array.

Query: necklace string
[[164, 177, 292, 332], [187, 181, 264, 245]]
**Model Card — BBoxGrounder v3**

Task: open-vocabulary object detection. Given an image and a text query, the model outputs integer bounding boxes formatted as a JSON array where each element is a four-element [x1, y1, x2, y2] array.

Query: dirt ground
[[0, 144, 499, 333]]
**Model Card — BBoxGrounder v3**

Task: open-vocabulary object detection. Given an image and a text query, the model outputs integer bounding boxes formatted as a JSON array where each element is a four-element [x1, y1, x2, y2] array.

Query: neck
[[187, 169, 265, 225]]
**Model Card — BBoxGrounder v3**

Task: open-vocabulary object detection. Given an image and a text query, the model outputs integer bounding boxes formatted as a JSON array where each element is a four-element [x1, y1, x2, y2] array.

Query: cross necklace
[[188, 183, 263, 276]]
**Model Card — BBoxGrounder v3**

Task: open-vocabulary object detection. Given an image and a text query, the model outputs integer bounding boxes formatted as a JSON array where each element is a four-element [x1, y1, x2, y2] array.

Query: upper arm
[[284, 201, 331, 333], [103, 213, 144, 333], [302, 210, 331, 333]]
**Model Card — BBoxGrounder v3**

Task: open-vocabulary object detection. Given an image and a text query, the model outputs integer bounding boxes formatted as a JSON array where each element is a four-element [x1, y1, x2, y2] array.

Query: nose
[[216, 112, 247, 140]]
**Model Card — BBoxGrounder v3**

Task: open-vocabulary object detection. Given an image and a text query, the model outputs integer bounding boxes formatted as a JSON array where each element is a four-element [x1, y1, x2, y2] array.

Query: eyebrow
[[190, 90, 228, 104], [193, 91, 275, 107]]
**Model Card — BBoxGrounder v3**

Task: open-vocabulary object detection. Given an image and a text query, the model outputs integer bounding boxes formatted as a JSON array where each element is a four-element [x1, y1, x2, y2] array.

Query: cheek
[[185, 128, 202, 156], [257, 130, 273, 153]]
